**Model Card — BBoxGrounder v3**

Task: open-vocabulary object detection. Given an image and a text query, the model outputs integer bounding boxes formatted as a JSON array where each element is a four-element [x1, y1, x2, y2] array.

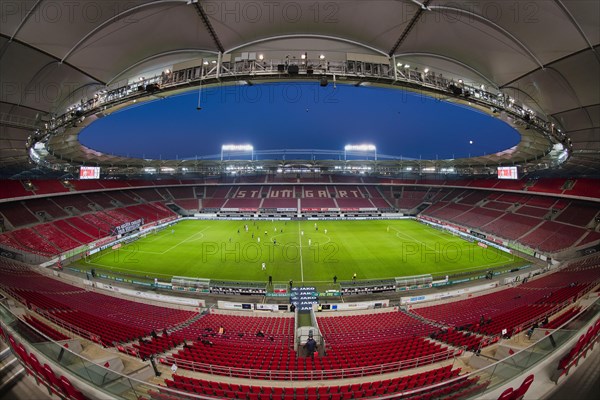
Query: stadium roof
[[1, 0, 598, 174]]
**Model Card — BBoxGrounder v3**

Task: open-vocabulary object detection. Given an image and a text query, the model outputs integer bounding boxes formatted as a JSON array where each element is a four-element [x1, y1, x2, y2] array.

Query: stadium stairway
[[402, 309, 498, 354], [122, 334, 185, 361], [403, 309, 447, 330], [121, 311, 207, 360], [166, 312, 206, 335]]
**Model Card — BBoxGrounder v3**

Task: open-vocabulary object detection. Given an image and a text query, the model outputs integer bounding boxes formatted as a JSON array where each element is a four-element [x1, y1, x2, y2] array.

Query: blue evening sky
[[79, 82, 520, 160]]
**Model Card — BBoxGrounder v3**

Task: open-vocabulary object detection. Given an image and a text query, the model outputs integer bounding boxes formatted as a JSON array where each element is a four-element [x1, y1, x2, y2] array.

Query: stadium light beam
[[221, 144, 254, 161], [344, 144, 377, 161]]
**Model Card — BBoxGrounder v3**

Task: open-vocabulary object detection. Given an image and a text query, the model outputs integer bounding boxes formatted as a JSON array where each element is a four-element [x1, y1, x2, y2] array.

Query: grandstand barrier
[[320, 299, 390, 311], [198, 299, 389, 312], [395, 274, 433, 292], [160, 348, 463, 380], [552, 317, 600, 383], [171, 276, 211, 293], [400, 282, 497, 305], [211, 280, 267, 295], [1, 287, 599, 399], [93, 282, 205, 308], [418, 217, 514, 254], [339, 278, 396, 295]]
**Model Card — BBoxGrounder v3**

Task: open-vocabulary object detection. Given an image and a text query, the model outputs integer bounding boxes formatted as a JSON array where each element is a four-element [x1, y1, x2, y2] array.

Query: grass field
[[76, 219, 524, 285]]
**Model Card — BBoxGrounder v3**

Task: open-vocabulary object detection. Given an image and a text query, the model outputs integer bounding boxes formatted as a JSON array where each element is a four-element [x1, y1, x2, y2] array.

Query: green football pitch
[[77, 219, 524, 285]]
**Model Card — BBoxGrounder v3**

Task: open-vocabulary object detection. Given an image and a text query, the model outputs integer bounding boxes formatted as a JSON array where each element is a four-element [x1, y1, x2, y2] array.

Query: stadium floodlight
[[344, 144, 377, 160], [221, 144, 254, 161], [345, 144, 376, 152], [222, 144, 253, 151]]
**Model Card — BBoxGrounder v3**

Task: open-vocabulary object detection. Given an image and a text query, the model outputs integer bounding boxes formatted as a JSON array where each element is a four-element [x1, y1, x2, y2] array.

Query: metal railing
[[34, 57, 562, 166], [0, 294, 598, 400], [34, 308, 96, 344], [162, 348, 461, 380]]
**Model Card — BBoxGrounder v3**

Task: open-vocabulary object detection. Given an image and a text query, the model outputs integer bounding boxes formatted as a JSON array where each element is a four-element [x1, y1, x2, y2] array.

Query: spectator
[[256, 330, 265, 337], [333, 275, 337, 284], [290, 304, 296, 312], [304, 337, 317, 358], [527, 322, 539, 339], [218, 326, 224, 335]]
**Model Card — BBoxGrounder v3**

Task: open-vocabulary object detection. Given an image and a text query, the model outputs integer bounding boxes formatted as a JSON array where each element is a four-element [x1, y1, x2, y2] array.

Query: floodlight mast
[[221, 144, 254, 161], [344, 144, 377, 161]]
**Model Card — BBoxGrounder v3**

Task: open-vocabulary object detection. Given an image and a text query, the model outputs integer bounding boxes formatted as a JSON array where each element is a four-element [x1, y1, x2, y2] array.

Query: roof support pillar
[[216, 52, 222, 79]]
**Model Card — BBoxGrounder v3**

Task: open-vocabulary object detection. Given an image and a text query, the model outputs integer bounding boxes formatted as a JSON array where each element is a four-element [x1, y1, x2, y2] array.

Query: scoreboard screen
[[79, 166, 100, 180], [497, 166, 518, 180]]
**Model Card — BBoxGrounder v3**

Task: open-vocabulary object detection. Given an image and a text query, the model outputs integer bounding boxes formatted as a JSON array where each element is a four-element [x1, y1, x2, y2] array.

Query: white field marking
[[158, 227, 210, 255], [82, 261, 173, 277], [298, 222, 304, 282], [91, 227, 209, 259], [390, 226, 444, 255], [145, 229, 171, 243], [133, 250, 165, 255], [134, 233, 207, 254], [417, 222, 512, 255], [270, 232, 331, 248], [417, 224, 516, 264], [390, 226, 513, 273], [433, 260, 517, 276], [418, 226, 514, 262], [420, 227, 456, 241]]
